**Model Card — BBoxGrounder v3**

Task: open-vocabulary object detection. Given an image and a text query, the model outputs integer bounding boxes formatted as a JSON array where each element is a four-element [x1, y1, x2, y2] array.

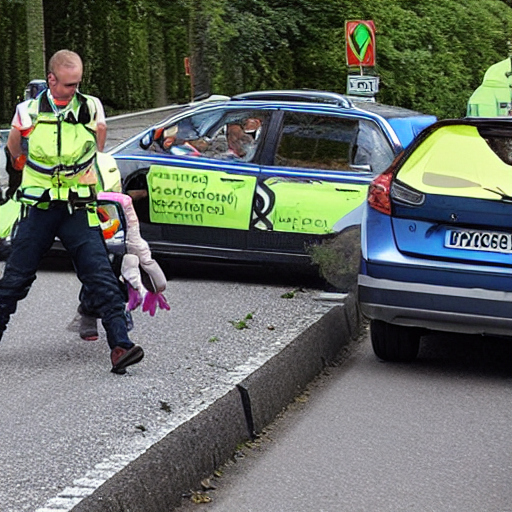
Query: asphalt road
[[0, 257, 332, 512], [175, 331, 512, 512]]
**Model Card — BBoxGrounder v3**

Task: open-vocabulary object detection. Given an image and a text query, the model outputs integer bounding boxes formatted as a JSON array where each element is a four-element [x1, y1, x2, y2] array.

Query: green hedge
[[0, 0, 510, 123]]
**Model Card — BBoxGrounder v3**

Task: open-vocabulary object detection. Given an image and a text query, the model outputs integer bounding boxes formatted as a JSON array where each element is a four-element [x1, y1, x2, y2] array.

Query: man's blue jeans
[[0, 202, 132, 349]]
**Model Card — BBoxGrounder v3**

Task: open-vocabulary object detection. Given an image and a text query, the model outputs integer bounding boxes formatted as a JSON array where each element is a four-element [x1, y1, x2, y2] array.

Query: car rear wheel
[[370, 320, 421, 362]]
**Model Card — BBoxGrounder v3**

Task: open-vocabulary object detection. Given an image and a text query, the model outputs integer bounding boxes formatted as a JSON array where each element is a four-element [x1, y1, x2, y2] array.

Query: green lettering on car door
[[255, 178, 367, 234], [147, 165, 257, 229]]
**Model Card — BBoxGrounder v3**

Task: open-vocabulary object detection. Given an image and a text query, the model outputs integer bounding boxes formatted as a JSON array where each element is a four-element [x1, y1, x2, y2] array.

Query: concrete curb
[[70, 296, 361, 511]]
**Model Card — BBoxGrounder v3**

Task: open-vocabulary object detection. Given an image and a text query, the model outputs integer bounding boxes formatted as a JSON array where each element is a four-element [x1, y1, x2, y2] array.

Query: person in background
[[226, 123, 256, 159], [2, 49, 143, 374], [242, 117, 262, 140]]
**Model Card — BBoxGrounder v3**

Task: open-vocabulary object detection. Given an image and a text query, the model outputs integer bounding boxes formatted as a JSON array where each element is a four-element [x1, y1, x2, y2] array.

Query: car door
[[248, 109, 396, 253], [126, 108, 270, 252]]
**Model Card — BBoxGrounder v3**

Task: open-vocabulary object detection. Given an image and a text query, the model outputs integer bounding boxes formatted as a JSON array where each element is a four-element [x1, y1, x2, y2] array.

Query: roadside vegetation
[[0, 0, 510, 124]]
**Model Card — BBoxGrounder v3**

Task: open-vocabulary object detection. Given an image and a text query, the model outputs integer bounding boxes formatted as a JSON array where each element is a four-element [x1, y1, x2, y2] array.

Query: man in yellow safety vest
[[1, 49, 144, 374]]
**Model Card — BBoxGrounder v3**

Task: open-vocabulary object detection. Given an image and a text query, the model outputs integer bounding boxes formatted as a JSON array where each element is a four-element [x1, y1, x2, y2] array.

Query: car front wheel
[[370, 320, 421, 362]]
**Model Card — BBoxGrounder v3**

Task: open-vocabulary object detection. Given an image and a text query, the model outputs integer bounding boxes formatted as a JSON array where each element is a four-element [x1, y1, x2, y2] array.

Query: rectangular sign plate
[[347, 75, 379, 96], [445, 229, 512, 254]]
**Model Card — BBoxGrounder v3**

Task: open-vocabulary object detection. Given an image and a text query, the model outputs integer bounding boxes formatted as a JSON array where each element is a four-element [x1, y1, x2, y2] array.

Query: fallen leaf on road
[[190, 491, 212, 503]]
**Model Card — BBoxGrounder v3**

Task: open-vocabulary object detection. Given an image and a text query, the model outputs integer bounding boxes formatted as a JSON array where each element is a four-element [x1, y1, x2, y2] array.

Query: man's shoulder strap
[[76, 91, 92, 124], [35, 91, 96, 126], [38, 92, 52, 113]]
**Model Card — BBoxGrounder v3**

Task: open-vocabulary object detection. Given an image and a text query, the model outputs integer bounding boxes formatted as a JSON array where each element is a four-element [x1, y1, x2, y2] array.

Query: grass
[[308, 227, 361, 292]]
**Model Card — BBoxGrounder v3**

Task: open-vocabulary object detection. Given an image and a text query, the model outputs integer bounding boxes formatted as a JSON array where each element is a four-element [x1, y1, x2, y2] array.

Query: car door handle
[[349, 164, 372, 173], [335, 188, 363, 193]]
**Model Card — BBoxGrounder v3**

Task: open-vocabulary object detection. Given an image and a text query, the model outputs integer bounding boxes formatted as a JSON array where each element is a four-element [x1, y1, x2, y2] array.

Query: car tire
[[370, 320, 421, 362]]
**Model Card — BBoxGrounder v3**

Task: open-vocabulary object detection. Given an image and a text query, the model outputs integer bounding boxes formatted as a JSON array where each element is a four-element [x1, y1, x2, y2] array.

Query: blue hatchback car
[[110, 90, 436, 266], [359, 118, 512, 361]]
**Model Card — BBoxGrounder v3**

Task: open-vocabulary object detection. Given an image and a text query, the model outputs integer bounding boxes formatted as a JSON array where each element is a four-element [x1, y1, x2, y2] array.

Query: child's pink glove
[[127, 283, 143, 311], [142, 292, 170, 317]]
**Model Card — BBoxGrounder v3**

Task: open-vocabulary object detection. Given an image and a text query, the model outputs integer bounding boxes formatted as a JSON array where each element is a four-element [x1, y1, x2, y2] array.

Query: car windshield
[[396, 124, 512, 200]]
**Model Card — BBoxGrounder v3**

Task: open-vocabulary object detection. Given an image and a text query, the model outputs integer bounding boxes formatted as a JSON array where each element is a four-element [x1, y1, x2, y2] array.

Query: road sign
[[345, 20, 376, 67], [347, 75, 379, 97]]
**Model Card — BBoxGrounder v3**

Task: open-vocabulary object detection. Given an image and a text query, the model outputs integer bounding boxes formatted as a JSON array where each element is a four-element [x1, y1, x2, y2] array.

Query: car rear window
[[396, 124, 512, 200]]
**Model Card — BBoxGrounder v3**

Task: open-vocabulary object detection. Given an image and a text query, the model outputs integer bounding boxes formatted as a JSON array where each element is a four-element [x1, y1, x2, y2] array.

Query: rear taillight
[[391, 181, 425, 206], [368, 168, 394, 215]]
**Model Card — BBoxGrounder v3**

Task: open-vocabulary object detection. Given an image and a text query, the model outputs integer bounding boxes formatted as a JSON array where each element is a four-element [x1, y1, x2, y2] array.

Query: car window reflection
[[153, 110, 267, 163], [275, 112, 394, 174]]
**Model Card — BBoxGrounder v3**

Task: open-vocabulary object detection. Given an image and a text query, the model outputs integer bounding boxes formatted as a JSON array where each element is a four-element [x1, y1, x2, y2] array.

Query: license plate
[[445, 229, 512, 254]]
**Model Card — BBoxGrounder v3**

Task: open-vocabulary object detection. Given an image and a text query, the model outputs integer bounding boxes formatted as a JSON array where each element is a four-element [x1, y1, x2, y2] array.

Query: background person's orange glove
[[11, 154, 26, 171]]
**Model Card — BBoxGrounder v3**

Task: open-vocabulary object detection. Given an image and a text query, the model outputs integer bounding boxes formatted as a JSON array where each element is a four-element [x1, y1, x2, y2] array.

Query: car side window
[[154, 111, 222, 154], [274, 112, 394, 174], [353, 119, 395, 174], [159, 110, 268, 163]]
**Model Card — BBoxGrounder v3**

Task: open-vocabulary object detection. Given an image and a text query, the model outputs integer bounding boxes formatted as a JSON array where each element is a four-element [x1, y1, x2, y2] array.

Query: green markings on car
[[261, 178, 367, 234], [147, 164, 256, 229], [147, 164, 368, 236]]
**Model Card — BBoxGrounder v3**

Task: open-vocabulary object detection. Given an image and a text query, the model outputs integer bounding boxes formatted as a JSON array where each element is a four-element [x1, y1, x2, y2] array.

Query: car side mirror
[[139, 130, 154, 150]]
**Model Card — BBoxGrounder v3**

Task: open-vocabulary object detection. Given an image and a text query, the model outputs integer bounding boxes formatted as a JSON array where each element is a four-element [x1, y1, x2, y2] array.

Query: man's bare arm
[[6, 128, 22, 161], [96, 122, 107, 152]]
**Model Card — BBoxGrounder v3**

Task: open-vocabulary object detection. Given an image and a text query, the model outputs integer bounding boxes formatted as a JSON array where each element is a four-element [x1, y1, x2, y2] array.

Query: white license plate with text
[[445, 229, 512, 254]]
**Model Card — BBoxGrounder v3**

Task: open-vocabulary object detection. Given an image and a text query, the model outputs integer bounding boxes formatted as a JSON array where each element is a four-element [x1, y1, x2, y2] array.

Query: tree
[[0, 0, 511, 124], [26, 0, 45, 79]]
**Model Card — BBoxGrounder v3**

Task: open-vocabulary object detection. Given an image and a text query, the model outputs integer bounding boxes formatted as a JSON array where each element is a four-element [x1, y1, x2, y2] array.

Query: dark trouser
[[78, 254, 128, 318], [0, 203, 132, 350], [78, 211, 129, 330]]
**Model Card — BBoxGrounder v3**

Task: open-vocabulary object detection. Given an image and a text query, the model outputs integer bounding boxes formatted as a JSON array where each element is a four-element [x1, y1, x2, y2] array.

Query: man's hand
[[6, 128, 24, 170], [11, 154, 26, 171]]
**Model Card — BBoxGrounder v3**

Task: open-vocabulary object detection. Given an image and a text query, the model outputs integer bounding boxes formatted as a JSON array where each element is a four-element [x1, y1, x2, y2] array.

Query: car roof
[[158, 90, 435, 122], [226, 90, 437, 149], [231, 89, 429, 118], [114, 90, 437, 154]]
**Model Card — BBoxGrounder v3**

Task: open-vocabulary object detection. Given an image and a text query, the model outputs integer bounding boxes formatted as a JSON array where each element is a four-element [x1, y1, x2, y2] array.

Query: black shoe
[[80, 314, 99, 341], [111, 344, 144, 374]]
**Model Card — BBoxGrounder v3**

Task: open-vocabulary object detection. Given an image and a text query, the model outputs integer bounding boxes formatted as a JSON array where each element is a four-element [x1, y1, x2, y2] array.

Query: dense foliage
[[0, 0, 510, 123]]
